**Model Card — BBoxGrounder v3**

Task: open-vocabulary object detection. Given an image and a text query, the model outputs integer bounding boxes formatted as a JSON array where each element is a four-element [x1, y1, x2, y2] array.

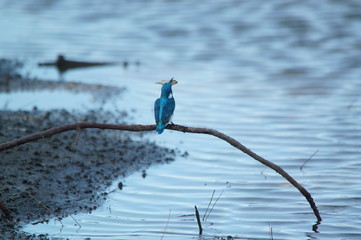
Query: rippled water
[[1, 0, 361, 239]]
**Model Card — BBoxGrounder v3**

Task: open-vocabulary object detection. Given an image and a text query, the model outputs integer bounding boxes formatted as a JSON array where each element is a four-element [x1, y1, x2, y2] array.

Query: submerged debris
[[38, 55, 116, 73], [0, 58, 125, 103]]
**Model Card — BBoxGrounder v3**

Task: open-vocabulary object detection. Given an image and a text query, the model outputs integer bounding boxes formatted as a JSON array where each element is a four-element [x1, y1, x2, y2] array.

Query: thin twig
[[160, 210, 171, 240], [71, 128, 81, 150], [0, 123, 322, 222], [202, 190, 215, 221], [27, 193, 64, 230], [260, 168, 268, 180], [300, 150, 319, 171], [69, 214, 81, 232], [195, 206, 203, 235], [204, 191, 223, 222]]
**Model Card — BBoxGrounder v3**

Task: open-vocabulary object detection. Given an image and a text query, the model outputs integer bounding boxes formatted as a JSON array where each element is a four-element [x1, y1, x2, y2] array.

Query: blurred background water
[[1, 0, 361, 239]]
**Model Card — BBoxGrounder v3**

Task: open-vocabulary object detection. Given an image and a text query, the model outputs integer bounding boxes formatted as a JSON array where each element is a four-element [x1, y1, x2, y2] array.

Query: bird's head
[[156, 77, 177, 98]]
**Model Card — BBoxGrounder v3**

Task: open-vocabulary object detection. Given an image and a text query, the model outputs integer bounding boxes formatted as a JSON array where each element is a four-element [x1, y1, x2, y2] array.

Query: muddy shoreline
[[0, 109, 175, 240], [0, 59, 176, 239]]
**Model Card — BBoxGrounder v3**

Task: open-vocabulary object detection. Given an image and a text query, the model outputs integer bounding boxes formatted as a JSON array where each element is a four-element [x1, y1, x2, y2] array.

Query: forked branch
[[0, 123, 322, 222]]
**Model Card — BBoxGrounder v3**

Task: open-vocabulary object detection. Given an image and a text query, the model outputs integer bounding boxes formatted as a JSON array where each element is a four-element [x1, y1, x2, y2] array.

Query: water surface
[[1, 0, 361, 239]]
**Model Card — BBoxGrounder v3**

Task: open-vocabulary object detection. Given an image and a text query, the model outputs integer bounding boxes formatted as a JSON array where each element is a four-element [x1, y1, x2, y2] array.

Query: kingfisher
[[154, 78, 178, 134]]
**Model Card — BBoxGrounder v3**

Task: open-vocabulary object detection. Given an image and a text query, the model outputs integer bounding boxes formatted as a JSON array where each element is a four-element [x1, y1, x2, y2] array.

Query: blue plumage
[[154, 78, 177, 134]]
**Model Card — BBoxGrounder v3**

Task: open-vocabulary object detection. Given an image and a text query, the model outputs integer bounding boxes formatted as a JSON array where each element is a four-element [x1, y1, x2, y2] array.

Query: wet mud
[[0, 109, 175, 239], [0, 59, 176, 239]]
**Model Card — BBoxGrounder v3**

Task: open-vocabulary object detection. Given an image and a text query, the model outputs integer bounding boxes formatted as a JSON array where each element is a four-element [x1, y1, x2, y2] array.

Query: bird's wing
[[161, 98, 175, 124], [154, 98, 161, 124]]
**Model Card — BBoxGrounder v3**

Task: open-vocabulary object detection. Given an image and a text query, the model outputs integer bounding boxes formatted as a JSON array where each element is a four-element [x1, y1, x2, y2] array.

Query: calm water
[[1, 0, 361, 239]]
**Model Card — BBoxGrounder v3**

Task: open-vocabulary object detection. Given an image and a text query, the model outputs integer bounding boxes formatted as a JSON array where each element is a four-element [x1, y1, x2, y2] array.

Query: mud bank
[[0, 109, 176, 239], [0, 84, 175, 239]]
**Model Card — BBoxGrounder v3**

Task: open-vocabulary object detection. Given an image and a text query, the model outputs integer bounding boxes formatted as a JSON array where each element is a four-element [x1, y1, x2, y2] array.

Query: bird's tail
[[156, 123, 165, 134]]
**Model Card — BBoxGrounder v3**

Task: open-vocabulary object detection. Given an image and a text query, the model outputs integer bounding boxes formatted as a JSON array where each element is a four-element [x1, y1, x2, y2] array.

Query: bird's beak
[[155, 79, 178, 85], [155, 80, 167, 85]]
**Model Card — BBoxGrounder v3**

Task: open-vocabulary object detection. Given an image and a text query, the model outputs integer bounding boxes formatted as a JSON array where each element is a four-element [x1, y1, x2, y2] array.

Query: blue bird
[[154, 78, 178, 134]]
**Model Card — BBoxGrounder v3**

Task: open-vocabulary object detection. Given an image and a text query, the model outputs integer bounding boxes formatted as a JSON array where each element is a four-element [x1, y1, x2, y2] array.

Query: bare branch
[[0, 123, 322, 222], [0, 123, 155, 151]]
